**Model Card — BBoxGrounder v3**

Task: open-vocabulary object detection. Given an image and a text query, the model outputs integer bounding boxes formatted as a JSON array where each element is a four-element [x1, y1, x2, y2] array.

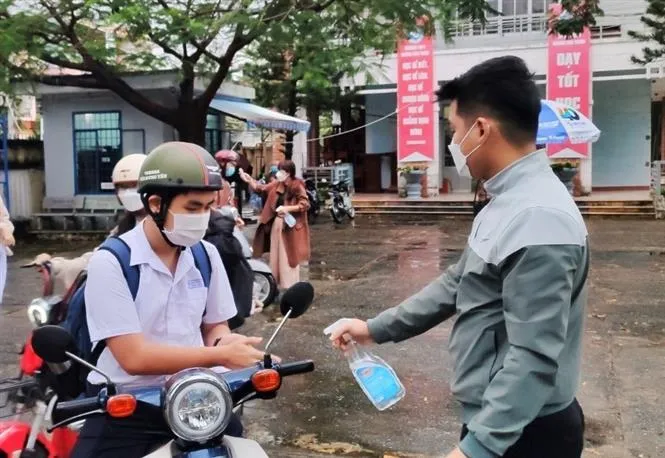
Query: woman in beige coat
[[0, 192, 15, 303]]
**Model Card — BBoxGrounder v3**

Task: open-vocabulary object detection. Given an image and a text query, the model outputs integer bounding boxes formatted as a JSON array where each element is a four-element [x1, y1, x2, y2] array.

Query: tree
[[629, 0, 665, 64], [246, 0, 602, 157], [243, 6, 382, 157], [0, 0, 601, 146]]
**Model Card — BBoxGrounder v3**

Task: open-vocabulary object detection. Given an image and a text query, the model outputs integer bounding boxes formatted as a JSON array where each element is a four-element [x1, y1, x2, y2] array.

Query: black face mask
[[473, 200, 489, 217]]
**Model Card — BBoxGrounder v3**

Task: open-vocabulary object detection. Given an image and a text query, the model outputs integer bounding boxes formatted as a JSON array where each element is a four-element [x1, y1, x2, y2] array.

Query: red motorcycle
[[0, 259, 83, 458]]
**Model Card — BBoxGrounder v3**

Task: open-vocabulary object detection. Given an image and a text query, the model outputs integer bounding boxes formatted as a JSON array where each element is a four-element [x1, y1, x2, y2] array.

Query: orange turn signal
[[107, 394, 137, 418], [251, 369, 281, 393]]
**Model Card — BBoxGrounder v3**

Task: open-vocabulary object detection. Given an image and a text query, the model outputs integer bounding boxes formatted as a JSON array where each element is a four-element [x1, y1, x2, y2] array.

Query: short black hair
[[278, 160, 297, 178], [436, 56, 540, 146]]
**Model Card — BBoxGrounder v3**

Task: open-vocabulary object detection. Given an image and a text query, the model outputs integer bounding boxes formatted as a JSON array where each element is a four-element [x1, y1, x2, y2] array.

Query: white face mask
[[162, 211, 211, 247], [448, 121, 482, 178], [276, 171, 288, 182], [117, 188, 144, 213]]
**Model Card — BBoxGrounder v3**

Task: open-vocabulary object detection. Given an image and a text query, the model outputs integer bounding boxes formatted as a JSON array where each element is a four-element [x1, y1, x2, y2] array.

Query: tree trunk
[[284, 80, 298, 160], [285, 131, 295, 160], [175, 109, 207, 147], [306, 104, 320, 166]]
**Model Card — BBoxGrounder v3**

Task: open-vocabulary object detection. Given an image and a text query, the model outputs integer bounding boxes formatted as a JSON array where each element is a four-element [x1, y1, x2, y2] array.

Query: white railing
[[447, 14, 548, 38], [446, 14, 624, 40]]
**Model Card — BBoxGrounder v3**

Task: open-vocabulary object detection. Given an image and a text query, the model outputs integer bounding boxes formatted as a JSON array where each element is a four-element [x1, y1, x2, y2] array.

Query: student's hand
[[219, 337, 282, 369], [235, 216, 245, 228], [276, 206, 286, 216], [216, 333, 252, 346], [328, 318, 374, 351]]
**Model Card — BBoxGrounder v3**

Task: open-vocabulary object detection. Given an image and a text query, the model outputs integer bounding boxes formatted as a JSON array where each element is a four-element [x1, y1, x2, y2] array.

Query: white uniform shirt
[[85, 221, 237, 386]]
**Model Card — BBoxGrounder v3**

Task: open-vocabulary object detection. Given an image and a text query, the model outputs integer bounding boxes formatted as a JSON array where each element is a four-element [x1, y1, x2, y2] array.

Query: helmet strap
[[141, 190, 180, 249]]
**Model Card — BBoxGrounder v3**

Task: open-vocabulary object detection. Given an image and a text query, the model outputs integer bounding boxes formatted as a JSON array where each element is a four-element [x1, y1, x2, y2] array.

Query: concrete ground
[[1, 219, 665, 457]]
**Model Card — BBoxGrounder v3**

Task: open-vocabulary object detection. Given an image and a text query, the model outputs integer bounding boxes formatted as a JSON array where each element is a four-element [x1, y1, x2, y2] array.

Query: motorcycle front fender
[[143, 436, 269, 458], [247, 259, 272, 275], [0, 421, 54, 456]]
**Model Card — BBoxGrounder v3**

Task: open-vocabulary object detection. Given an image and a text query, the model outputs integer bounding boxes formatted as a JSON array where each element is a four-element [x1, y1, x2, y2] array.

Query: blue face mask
[[225, 166, 236, 177]]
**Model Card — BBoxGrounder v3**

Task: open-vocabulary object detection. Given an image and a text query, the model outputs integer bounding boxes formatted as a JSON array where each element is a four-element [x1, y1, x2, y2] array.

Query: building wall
[[363, 79, 652, 189], [592, 79, 651, 188], [365, 93, 397, 154], [41, 90, 172, 197]]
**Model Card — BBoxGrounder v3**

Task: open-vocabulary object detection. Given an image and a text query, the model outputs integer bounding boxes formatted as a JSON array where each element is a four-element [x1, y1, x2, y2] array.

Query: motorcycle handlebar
[[276, 360, 315, 377], [52, 396, 102, 425]]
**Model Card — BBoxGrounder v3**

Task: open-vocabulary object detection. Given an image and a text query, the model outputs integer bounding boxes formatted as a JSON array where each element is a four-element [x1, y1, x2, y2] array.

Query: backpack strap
[[90, 236, 140, 364], [98, 236, 141, 299], [191, 242, 212, 288]]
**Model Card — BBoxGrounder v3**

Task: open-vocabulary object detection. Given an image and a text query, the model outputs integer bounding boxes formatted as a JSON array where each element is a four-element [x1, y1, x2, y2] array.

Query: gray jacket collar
[[484, 149, 548, 197]]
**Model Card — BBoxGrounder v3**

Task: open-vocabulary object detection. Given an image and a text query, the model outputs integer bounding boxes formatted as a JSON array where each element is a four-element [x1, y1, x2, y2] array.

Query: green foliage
[[629, 0, 665, 65], [0, 0, 601, 141]]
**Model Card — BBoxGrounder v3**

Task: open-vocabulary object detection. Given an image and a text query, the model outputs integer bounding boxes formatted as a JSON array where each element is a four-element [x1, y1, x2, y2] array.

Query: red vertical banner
[[397, 23, 434, 163], [546, 27, 592, 158]]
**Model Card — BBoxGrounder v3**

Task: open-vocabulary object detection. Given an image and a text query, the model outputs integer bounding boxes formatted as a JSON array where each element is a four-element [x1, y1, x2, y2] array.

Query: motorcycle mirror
[[264, 282, 315, 355], [32, 325, 75, 363], [280, 282, 314, 319]]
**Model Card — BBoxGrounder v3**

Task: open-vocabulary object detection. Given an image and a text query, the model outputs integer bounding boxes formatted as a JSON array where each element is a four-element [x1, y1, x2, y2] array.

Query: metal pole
[[0, 116, 8, 213]]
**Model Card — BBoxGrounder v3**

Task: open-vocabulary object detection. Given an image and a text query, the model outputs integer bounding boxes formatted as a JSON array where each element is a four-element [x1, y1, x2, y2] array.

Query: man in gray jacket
[[330, 56, 588, 458]]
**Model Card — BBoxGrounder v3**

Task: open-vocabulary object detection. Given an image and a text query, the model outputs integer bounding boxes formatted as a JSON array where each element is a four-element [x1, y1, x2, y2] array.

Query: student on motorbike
[[72, 142, 267, 458], [110, 153, 149, 236], [205, 204, 256, 330], [24, 154, 151, 292]]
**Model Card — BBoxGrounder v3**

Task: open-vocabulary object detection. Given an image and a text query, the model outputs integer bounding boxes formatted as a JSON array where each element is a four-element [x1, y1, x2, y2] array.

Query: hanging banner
[[546, 27, 592, 158], [397, 19, 434, 163]]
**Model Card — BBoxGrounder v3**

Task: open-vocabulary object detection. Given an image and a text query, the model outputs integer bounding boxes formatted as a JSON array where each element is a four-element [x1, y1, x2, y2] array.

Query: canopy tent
[[209, 98, 310, 132]]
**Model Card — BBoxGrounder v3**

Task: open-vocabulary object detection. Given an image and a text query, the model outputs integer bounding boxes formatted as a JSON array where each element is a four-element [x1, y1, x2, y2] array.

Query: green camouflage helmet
[[137, 142, 222, 194]]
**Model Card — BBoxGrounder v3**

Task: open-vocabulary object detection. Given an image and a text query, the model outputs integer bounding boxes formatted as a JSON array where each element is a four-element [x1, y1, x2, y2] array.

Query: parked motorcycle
[[328, 179, 355, 224], [28, 282, 316, 458], [304, 178, 320, 225], [0, 261, 82, 458]]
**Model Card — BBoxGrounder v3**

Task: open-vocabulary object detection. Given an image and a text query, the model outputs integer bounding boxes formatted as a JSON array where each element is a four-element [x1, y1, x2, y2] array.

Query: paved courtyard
[[1, 218, 664, 457]]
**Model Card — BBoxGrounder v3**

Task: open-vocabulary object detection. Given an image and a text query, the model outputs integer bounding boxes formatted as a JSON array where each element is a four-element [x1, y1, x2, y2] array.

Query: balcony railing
[[445, 14, 624, 40], [446, 14, 549, 38]]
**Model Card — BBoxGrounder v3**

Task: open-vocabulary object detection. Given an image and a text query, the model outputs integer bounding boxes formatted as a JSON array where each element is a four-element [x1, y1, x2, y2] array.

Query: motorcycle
[[304, 178, 320, 225], [328, 179, 355, 224], [0, 261, 83, 458], [27, 282, 316, 458], [218, 206, 278, 307]]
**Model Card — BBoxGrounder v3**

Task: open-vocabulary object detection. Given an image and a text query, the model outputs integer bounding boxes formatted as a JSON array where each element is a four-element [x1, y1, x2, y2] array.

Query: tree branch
[[38, 54, 89, 72], [38, 0, 176, 125], [197, 24, 255, 107]]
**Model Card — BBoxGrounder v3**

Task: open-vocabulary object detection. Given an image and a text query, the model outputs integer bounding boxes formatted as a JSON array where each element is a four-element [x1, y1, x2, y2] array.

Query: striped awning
[[209, 99, 310, 132]]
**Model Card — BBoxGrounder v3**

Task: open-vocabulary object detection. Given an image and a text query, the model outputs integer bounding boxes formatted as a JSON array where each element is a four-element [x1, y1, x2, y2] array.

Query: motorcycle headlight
[[26, 296, 60, 328], [164, 368, 233, 443]]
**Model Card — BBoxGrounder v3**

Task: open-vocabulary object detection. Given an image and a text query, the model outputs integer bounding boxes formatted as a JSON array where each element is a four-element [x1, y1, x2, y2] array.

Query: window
[[73, 111, 122, 194], [532, 0, 547, 14]]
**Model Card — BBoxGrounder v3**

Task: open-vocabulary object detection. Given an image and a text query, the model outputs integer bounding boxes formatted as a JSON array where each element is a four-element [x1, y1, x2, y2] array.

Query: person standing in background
[[0, 192, 15, 303], [240, 160, 310, 291]]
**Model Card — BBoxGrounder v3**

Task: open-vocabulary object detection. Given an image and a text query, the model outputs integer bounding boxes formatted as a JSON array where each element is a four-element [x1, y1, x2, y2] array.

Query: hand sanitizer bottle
[[324, 319, 405, 411], [283, 212, 296, 228]]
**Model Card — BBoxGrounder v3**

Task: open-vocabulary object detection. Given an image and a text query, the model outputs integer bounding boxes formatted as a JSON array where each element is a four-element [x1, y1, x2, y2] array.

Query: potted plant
[[551, 161, 578, 194], [398, 164, 427, 199]]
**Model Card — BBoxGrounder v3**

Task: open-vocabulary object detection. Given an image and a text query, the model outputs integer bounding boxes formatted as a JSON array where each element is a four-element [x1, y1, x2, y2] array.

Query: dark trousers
[[71, 398, 243, 458], [461, 399, 585, 458]]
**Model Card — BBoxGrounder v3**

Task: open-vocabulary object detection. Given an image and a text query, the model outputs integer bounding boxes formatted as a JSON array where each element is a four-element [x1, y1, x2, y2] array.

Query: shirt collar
[[484, 149, 549, 197], [128, 220, 195, 281]]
